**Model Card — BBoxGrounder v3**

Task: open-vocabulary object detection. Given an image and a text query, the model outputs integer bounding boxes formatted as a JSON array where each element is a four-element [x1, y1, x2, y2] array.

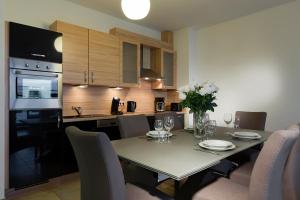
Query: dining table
[[112, 127, 272, 196]]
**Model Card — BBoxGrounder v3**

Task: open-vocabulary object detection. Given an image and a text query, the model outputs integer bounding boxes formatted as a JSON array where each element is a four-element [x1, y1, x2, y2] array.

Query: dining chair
[[192, 129, 299, 200], [154, 112, 184, 130], [229, 124, 300, 187], [65, 126, 163, 200], [282, 124, 300, 200], [117, 115, 158, 187], [117, 114, 151, 138], [235, 111, 267, 131]]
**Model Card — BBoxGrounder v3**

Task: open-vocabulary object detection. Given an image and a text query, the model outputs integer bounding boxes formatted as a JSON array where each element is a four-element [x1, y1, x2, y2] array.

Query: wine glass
[[154, 119, 164, 143], [164, 116, 174, 142], [205, 120, 217, 139], [234, 116, 240, 129], [224, 113, 232, 127]]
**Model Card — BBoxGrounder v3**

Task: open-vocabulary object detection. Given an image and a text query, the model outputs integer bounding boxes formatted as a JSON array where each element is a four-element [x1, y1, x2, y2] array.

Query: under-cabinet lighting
[[77, 85, 88, 89], [144, 77, 150, 80], [114, 87, 123, 90], [156, 78, 162, 81]]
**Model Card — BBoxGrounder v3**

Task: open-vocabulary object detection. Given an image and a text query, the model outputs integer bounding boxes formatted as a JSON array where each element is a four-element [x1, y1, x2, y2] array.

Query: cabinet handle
[[84, 71, 87, 83], [91, 72, 94, 83]]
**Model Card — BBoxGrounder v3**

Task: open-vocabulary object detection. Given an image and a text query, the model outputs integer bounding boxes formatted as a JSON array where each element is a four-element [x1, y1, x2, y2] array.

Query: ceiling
[[66, 0, 294, 31]]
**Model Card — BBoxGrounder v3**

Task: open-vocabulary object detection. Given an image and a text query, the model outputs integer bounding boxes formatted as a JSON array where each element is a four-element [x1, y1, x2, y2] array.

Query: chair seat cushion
[[192, 178, 248, 200], [126, 183, 160, 200], [230, 161, 254, 186]]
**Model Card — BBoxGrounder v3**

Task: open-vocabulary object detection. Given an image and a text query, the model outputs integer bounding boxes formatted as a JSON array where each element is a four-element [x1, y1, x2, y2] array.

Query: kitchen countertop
[[63, 111, 186, 123]]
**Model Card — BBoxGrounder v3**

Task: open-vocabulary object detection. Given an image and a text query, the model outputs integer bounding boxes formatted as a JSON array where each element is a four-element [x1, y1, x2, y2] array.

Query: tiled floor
[[7, 173, 175, 200]]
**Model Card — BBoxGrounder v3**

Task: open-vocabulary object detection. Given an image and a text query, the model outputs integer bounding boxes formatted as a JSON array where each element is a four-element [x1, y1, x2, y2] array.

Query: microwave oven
[[9, 22, 62, 63]]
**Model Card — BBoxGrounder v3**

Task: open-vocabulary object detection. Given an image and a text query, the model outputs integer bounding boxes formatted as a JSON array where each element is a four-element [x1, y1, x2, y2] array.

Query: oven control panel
[[9, 57, 62, 73]]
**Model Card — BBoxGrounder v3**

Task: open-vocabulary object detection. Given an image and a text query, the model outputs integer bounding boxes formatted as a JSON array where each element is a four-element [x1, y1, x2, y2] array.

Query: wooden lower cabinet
[[89, 30, 120, 87]]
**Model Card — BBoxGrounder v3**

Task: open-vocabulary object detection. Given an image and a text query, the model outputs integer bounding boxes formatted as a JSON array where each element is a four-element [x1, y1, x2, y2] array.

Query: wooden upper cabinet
[[50, 21, 89, 85], [89, 30, 120, 87], [152, 49, 177, 90], [120, 40, 140, 87]]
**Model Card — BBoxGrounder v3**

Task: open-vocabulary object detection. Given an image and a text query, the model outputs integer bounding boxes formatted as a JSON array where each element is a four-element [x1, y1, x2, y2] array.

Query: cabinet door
[[89, 30, 120, 87], [51, 21, 89, 85], [120, 41, 140, 87], [163, 50, 176, 89]]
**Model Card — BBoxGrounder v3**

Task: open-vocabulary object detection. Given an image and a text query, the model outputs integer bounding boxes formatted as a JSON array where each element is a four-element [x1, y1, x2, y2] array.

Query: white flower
[[199, 82, 219, 95]]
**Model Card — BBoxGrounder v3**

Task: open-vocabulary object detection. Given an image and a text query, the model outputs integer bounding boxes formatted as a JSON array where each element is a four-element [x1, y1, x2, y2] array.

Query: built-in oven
[[9, 58, 62, 110]]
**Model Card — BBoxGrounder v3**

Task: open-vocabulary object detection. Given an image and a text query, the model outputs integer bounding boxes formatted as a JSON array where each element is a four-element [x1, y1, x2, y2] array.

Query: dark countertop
[[63, 111, 185, 123]]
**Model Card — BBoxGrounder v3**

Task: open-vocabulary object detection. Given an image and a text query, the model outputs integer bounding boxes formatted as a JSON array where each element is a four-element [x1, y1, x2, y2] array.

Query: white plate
[[201, 140, 233, 148], [199, 141, 236, 151], [146, 131, 173, 138], [232, 132, 262, 139]]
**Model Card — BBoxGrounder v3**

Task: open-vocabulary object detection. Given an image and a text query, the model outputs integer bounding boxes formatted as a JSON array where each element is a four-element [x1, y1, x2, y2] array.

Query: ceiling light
[[121, 0, 150, 20]]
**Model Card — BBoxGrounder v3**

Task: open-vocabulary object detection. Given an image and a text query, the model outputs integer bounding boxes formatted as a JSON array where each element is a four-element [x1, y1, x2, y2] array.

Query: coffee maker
[[155, 97, 165, 112], [111, 97, 123, 115]]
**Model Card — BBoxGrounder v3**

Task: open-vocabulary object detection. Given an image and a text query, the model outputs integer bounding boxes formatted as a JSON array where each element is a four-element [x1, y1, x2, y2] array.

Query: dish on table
[[198, 139, 236, 151], [146, 131, 173, 138], [231, 131, 262, 139]]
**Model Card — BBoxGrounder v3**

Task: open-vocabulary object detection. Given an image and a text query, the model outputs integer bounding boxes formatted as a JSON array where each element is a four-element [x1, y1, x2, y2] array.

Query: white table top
[[112, 127, 271, 181]]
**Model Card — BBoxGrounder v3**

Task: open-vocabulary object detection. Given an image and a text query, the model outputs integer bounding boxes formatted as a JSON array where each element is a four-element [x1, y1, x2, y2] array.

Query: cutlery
[[193, 148, 221, 155]]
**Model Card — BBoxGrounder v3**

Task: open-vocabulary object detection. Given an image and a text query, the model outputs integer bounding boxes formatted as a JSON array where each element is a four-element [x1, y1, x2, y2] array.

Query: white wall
[[0, 0, 6, 198], [4, 0, 160, 39], [194, 0, 300, 131]]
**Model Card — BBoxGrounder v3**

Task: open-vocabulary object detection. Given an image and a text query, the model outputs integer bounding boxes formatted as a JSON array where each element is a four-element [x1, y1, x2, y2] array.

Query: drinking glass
[[234, 116, 240, 129], [224, 113, 232, 127], [164, 116, 174, 142], [205, 120, 217, 139], [154, 119, 164, 143]]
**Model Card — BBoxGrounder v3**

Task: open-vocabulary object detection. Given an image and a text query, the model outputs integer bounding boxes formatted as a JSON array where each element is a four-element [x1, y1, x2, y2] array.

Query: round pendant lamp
[[121, 0, 150, 20]]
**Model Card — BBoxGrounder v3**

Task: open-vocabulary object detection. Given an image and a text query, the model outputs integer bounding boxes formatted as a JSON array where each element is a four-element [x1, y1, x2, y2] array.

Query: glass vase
[[193, 112, 209, 140]]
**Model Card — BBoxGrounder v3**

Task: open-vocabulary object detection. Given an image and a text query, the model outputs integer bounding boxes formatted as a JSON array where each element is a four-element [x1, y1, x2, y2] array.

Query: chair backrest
[[66, 126, 126, 200], [155, 112, 184, 130], [235, 111, 267, 131], [117, 115, 150, 138], [283, 124, 300, 200], [248, 129, 299, 200]]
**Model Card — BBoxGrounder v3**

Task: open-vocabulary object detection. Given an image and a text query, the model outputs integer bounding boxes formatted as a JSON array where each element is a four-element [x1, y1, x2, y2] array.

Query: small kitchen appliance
[[171, 103, 182, 112], [127, 101, 137, 112], [111, 97, 123, 115], [155, 97, 165, 112]]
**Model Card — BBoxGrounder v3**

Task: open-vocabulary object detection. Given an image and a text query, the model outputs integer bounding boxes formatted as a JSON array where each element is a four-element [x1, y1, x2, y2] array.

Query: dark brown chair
[[235, 111, 267, 131], [155, 112, 184, 130], [65, 126, 161, 200]]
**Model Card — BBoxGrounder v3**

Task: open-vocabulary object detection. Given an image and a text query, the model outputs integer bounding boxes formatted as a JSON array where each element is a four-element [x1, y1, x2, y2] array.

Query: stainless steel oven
[[9, 58, 62, 110]]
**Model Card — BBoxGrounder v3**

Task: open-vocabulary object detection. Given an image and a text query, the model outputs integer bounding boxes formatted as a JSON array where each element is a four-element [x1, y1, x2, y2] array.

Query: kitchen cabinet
[[152, 49, 177, 90], [89, 30, 120, 87], [50, 21, 89, 85], [120, 40, 140, 87]]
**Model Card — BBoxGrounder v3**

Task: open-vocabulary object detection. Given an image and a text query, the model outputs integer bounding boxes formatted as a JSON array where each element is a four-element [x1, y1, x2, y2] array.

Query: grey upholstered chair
[[192, 129, 299, 200], [282, 124, 300, 200], [117, 114, 150, 138], [154, 112, 184, 130], [66, 126, 160, 200], [117, 115, 158, 187], [230, 123, 300, 187], [235, 111, 267, 131]]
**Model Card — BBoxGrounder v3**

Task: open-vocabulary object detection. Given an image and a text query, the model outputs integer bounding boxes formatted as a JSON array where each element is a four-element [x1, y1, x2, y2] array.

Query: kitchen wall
[[63, 81, 181, 116], [193, 0, 300, 131], [0, 0, 6, 198], [4, 0, 160, 39]]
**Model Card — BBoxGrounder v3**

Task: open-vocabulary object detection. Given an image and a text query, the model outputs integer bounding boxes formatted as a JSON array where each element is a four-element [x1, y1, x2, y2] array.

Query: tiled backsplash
[[63, 81, 180, 116]]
